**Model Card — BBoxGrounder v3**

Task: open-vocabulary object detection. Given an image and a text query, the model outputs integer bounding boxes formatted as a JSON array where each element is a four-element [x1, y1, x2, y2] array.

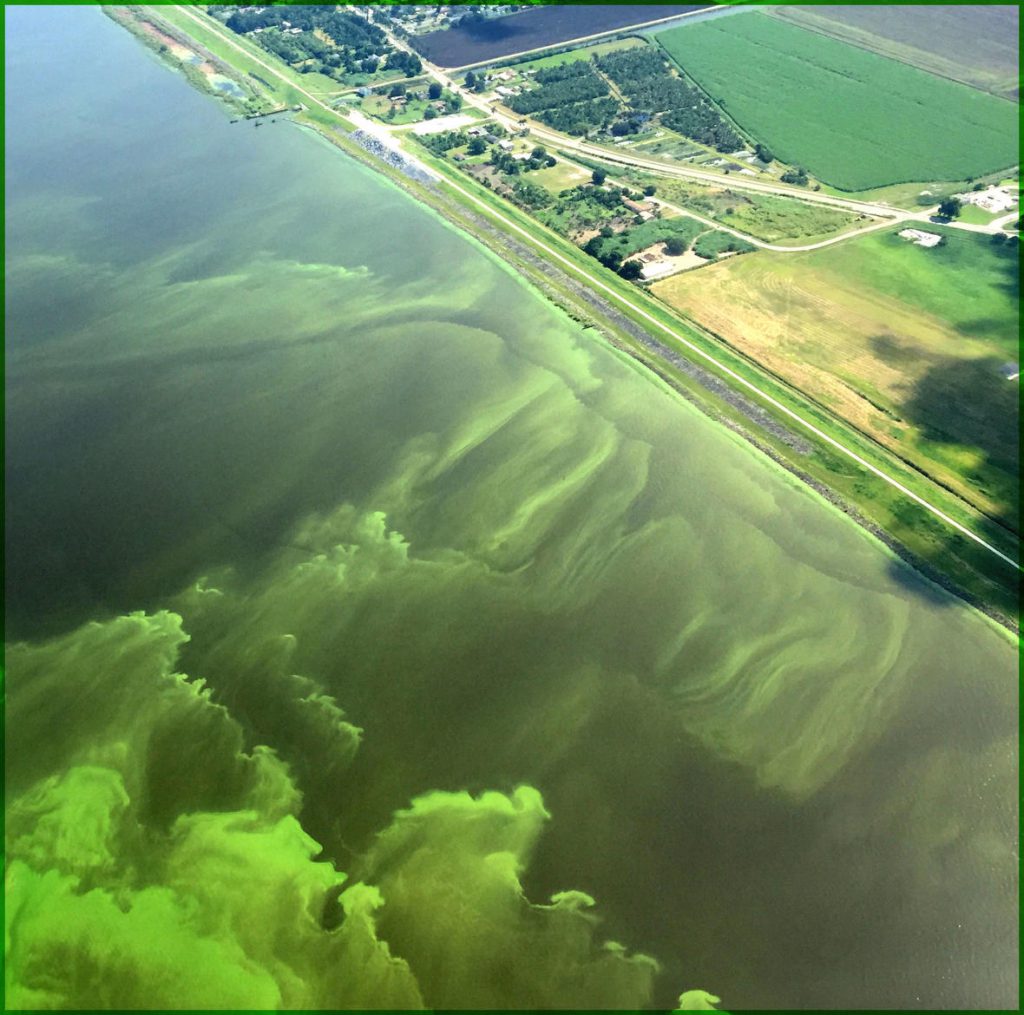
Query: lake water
[[5, 7, 1018, 1011]]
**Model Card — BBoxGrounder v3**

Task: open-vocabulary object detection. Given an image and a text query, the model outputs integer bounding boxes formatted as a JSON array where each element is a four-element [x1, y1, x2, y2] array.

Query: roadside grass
[[500, 35, 645, 75], [635, 175, 871, 244], [652, 225, 1020, 530], [957, 203, 1008, 226], [292, 69, 349, 96], [630, 134, 706, 161], [655, 12, 1019, 191], [820, 173, 1019, 210]]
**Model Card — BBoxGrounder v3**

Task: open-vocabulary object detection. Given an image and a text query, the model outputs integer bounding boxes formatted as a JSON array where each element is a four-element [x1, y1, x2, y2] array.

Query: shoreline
[[111, 11, 1020, 636], [305, 120, 1019, 636]]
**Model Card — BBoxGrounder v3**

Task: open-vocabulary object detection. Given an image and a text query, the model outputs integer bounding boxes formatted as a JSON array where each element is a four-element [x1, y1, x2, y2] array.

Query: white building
[[956, 185, 1018, 214], [898, 228, 943, 248]]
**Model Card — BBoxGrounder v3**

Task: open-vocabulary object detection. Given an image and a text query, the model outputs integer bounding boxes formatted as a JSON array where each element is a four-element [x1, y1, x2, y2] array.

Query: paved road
[[172, 5, 1020, 573]]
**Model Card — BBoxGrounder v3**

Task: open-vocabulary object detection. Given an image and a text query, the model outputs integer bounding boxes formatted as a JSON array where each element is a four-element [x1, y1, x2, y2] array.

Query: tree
[[424, 106, 437, 120], [428, 81, 443, 100], [664, 236, 687, 256], [531, 145, 547, 160], [467, 136, 487, 155], [600, 225, 614, 238], [591, 169, 607, 186], [781, 166, 808, 185], [754, 143, 774, 164], [389, 82, 406, 98], [643, 184, 657, 197], [464, 70, 476, 88], [618, 259, 644, 280], [938, 196, 962, 219]]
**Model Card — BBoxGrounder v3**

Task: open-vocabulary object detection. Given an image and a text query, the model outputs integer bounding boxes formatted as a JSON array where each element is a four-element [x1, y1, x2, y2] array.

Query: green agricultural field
[[770, 5, 1020, 101], [654, 225, 1020, 528], [655, 13, 1019, 191]]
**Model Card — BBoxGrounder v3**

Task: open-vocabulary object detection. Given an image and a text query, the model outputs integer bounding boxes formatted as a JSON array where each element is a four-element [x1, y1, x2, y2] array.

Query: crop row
[[655, 14, 1019, 191]]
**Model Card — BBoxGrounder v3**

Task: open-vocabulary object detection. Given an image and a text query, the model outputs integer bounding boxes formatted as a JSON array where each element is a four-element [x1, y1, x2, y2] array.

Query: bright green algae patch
[[4, 7, 1019, 1011], [655, 12, 1019, 190]]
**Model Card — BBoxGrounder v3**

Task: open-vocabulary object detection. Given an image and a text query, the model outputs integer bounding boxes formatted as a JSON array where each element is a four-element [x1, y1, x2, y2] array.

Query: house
[[498, 139, 514, 151], [466, 127, 484, 137], [511, 151, 531, 161], [622, 198, 654, 215], [496, 70, 515, 82], [356, 87, 371, 98], [495, 86, 515, 97]]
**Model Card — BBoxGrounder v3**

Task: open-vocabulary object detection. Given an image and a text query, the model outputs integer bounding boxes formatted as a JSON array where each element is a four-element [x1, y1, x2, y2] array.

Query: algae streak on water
[[4, 7, 1019, 1012]]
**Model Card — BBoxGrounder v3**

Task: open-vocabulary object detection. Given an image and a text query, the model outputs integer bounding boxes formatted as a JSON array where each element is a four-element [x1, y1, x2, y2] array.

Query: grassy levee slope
[[655, 13, 1019, 191], [654, 226, 1020, 533], [131, 6, 1020, 622], [409, 153, 1020, 619]]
